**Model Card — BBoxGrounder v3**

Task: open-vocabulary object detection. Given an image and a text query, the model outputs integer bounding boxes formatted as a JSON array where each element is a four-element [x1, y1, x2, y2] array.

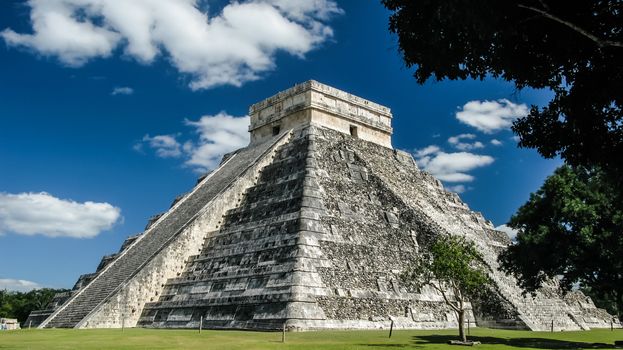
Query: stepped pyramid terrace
[[30, 80, 618, 331]]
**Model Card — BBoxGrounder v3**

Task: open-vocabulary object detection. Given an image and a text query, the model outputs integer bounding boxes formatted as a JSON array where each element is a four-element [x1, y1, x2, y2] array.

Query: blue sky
[[0, 0, 559, 291]]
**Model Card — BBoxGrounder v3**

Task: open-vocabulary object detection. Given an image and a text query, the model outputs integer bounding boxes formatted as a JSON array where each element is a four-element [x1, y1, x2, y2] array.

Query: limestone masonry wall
[[249, 80, 392, 148]]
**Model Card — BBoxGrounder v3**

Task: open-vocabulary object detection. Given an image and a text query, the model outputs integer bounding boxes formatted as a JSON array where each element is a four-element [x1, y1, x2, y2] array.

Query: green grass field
[[1, 328, 621, 350]]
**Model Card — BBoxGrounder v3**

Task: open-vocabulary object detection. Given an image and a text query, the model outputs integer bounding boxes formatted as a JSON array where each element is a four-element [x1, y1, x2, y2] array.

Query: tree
[[0, 288, 69, 323], [581, 285, 620, 319], [498, 165, 623, 319], [382, 0, 623, 179], [402, 235, 491, 342], [0, 290, 10, 318]]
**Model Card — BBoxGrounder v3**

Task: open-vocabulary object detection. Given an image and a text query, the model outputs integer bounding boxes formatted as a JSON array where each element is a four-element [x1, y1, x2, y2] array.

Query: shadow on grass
[[357, 344, 408, 348], [412, 335, 617, 349]]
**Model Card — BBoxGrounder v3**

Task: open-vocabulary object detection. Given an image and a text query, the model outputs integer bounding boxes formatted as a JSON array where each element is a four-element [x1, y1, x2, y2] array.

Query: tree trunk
[[616, 288, 623, 321], [457, 309, 466, 342]]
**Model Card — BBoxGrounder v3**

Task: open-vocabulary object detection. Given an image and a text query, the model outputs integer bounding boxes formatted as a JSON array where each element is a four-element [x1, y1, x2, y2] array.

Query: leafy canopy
[[382, 0, 623, 178], [403, 235, 491, 341], [498, 165, 623, 318], [383, 0, 623, 319], [0, 288, 68, 323], [406, 235, 491, 296]]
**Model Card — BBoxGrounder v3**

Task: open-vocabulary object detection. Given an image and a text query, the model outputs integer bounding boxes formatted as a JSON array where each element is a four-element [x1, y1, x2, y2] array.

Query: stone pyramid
[[39, 81, 617, 331]]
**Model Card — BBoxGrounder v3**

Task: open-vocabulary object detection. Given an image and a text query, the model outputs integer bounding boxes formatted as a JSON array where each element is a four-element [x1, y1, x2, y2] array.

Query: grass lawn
[[0, 327, 621, 350]]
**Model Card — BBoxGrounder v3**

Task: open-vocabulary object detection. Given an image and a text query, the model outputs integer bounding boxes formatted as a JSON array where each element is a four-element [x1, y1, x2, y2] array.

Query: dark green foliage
[[0, 288, 68, 323], [405, 235, 491, 297], [402, 235, 492, 341], [498, 165, 623, 319], [581, 286, 620, 319], [383, 0, 623, 321], [382, 0, 623, 178]]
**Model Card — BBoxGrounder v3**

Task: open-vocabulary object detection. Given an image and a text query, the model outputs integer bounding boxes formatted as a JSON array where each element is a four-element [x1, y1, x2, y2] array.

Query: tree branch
[[454, 284, 463, 303], [517, 4, 623, 48], [432, 283, 461, 313], [537, 0, 550, 11], [451, 283, 465, 312]]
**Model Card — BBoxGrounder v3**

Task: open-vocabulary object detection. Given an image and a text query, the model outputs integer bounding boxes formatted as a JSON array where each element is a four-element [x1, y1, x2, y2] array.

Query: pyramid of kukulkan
[[37, 80, 618, 331]]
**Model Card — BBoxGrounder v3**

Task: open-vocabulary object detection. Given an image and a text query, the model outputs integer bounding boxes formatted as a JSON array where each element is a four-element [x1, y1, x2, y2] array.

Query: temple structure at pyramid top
[[249, 80, 393, 148], [31, 80, 618, 331]]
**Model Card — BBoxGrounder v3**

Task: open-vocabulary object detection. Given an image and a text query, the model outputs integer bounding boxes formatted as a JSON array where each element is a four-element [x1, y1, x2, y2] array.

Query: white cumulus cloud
[[138, 112, 250, 173], [491, 139, 503, 146], [413, 145, 440, 158], [142, 134, 182, 158], [0, 192, 121, 238], [1, 0, 342, 89], [496, 224, 518, 240], [111, 86, 134, 96], [0, 278, 42, 292], [448, 133, 485, 151], [414, 146, 494, 183], [456, 99, 529, 133], [184, 113, 250, 171], [445, 184, 467, 194]]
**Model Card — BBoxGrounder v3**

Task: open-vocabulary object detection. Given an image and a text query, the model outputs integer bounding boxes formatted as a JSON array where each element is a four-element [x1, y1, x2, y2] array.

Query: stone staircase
[[40, 134, 286, 328], [416, 179, 587, 331], [478, 257, 585, 331], [138, 133, 311, 329], [435, 200, 587, 331], [351, 136, 613, 331]]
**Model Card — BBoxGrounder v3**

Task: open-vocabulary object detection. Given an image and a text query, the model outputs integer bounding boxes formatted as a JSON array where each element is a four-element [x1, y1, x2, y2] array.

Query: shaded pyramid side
[[41, 132, 290, 328]]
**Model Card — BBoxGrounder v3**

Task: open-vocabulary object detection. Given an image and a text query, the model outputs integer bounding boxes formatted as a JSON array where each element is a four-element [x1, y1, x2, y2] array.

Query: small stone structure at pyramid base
[[0, 318, 20, 330], [38, 81, 619, 331]]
